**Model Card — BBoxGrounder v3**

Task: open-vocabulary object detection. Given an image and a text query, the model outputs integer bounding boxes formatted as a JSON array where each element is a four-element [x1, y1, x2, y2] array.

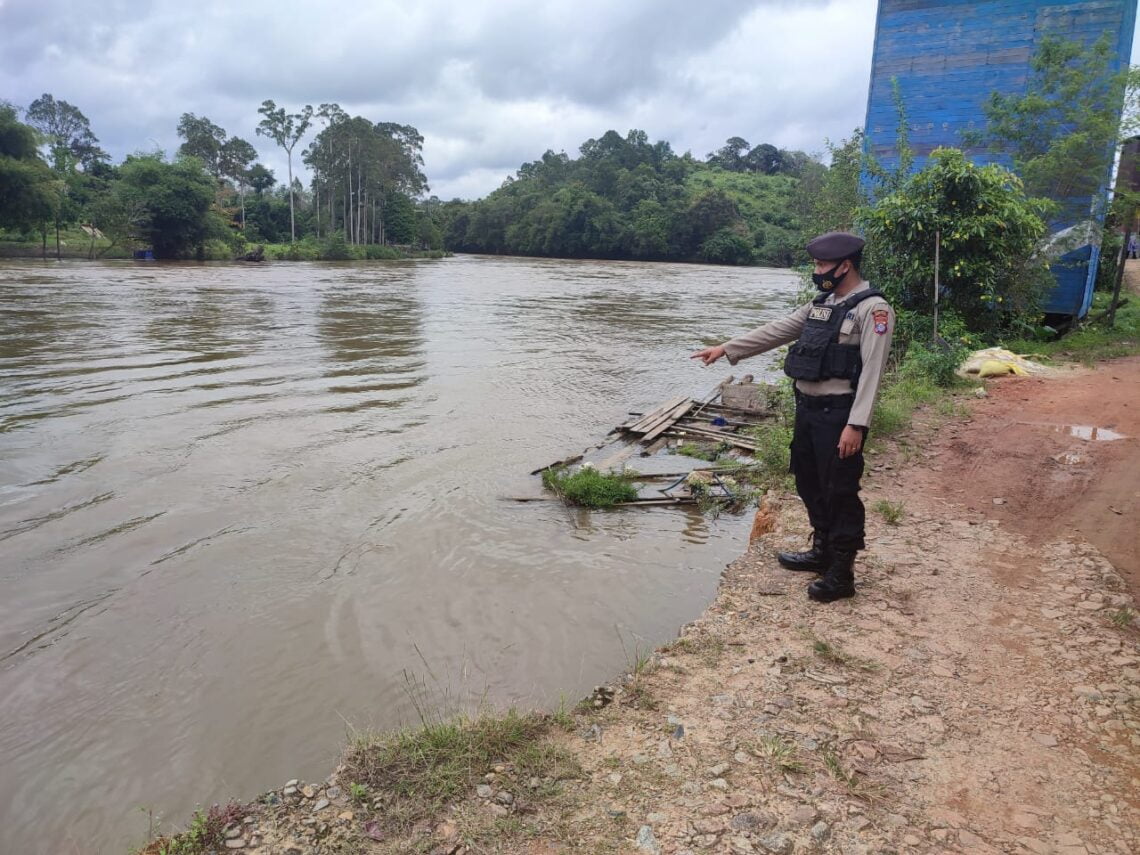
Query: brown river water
[[0, 256, 800, 854]]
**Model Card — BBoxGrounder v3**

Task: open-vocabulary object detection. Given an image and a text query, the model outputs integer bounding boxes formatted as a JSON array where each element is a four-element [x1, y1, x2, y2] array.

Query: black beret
[[805, 231, 865, 261]]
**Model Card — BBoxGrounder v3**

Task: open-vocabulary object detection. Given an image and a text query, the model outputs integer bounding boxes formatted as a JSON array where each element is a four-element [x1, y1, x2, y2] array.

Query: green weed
[[809, 634, 881, 672], [1110, 607, 1135, 629], [754, 735, 805, 772], [872, 499, 905, 525], [541, 466, 638, 508]]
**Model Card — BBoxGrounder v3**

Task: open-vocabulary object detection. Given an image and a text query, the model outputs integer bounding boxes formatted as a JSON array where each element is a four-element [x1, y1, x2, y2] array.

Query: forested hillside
[[435, 131, 824, 267]]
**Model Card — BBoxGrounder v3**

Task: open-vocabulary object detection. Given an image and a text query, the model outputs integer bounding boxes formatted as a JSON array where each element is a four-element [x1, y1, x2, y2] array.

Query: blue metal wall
[[863, 0, 1137, 317]]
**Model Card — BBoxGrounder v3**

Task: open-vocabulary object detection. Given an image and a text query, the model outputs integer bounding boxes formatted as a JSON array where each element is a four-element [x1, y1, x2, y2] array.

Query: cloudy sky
[[2, 0, 1139, 200]]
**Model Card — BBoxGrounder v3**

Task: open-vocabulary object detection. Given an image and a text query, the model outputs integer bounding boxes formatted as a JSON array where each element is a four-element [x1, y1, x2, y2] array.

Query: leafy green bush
[[198, 238, 234, 261], [541, 467, 638, 508], [860, 148, 1052, 340], [363, 244, 403, 260], [898, 341, 967, 388], [319, 230, 356, 260], [698, 227, 755, 265]]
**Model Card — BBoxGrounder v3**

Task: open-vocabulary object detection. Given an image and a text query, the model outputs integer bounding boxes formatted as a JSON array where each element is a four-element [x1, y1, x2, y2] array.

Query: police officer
[[691, 232, 894, 602]]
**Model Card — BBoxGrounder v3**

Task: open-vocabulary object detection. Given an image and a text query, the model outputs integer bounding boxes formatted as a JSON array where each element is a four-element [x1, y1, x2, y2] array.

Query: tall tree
[[24, 93, 106, 171], [247, 164, 275, 195], [256, 100, 313, 241], [176, 113, 228, 177], [220, 136, 257, 228]]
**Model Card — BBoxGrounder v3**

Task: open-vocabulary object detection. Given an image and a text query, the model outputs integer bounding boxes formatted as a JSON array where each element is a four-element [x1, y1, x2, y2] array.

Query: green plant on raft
[[541, 466, 638, 508]]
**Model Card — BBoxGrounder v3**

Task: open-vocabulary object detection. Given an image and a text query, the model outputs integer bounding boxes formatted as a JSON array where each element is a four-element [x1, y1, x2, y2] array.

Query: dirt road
[[912, 357, 1139, 599]]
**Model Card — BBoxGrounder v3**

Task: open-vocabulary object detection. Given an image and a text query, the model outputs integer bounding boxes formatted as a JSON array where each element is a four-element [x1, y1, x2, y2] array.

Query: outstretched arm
[[692, 304, 810, 366]]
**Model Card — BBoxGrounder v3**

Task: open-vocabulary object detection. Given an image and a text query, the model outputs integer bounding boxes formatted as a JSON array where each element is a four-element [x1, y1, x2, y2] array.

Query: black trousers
[[790, 394, 866, 553]]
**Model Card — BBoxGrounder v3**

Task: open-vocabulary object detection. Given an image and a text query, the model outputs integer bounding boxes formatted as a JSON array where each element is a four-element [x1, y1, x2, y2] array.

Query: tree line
[[0, 96, 433, 259], [426, 130, 826, 267]]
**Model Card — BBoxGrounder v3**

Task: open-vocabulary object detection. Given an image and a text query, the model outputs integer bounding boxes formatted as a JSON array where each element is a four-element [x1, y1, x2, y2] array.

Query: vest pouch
[[783, 341, 827, 381], [824, 343, 862, 381]]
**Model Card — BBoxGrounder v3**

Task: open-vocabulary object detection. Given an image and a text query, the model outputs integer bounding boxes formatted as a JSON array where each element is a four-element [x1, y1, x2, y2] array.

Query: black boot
[[808, 551, 856, 602], [777, 531, 829, 572]]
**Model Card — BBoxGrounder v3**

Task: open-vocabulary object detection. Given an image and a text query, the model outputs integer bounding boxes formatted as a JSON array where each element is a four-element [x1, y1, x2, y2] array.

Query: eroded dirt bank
[[150, 359, 1140, 855]]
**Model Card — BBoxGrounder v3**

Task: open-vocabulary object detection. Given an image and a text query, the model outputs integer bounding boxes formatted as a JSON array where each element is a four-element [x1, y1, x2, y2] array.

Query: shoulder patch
[[872, 308, 890, 335]]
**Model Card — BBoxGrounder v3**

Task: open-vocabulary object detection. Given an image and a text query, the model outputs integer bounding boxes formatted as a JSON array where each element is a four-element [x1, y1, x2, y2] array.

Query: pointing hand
[[691, 345, 726, 366]]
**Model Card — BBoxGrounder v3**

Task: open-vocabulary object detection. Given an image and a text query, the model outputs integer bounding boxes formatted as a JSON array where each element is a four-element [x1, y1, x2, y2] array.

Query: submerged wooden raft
[[520, 377, 780, 507]]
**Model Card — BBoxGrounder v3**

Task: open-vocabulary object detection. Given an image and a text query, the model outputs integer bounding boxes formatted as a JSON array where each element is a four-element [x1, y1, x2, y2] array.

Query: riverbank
[[138, 356, 1139, 854], [0, 228, 447, 261]]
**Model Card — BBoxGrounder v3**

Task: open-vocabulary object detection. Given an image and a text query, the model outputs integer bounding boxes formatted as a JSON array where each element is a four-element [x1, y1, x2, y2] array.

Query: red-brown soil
[[912, 357, 1140, 599]]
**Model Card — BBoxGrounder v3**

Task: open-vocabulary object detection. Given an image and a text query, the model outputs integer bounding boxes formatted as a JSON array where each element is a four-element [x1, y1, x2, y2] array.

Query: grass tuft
[[1110, 607, 1135, 629], [139, 802, 246, 855], [872, 499, 905, 525], [809, 634, 881, 672], [541, 466, 638, 508], [342, 710, 579, 834], [754, 735, 805, 772]]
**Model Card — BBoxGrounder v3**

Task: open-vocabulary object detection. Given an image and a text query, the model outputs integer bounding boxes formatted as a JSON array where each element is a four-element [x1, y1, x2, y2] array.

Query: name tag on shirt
[[808, 306, 833, 321]]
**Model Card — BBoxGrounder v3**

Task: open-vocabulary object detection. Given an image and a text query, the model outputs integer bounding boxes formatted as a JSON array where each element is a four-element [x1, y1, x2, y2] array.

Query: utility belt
[[794, 391, 855, 410]]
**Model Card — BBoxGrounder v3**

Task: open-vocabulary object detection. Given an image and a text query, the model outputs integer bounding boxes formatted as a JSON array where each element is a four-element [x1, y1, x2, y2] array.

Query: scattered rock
[[313, 798, 330, 811], [635, 824, 661, 854], [495, 791, 514, 806], [476, 784, 493, 799], [709, 778, 730, 791], [729, 811, 769, 832], [789, 805, 818, 825], [810, 821, 830, 842], [756, 831, 792, 854]]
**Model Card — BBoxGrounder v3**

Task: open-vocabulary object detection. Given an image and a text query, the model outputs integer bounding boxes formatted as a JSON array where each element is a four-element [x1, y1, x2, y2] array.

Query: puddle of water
[[1060, 425, 1127, 442]]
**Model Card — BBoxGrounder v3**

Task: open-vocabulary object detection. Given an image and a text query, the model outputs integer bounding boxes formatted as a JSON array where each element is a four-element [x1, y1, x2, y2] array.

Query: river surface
[[0, 255, 800, 854]]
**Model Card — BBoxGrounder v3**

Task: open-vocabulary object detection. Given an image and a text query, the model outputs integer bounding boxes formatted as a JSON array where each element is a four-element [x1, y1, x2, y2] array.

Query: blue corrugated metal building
[[863, 0, 1137, 318]]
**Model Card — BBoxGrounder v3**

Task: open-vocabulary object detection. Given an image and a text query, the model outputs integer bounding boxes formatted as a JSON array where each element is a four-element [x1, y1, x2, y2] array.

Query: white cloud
[[4, 0, 1136, 200]]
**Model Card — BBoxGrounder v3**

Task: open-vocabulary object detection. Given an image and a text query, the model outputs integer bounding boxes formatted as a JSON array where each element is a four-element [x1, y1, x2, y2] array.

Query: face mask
[[812, 261, 848, 292]]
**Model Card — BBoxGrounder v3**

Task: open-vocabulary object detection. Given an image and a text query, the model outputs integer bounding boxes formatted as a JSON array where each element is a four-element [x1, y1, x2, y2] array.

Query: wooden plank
[[667, 426, 759, 451], [640, 399, 696, 444], [625, 395, 688, 433], [629, 396, 688, 434], [528, 453, 583, 476]]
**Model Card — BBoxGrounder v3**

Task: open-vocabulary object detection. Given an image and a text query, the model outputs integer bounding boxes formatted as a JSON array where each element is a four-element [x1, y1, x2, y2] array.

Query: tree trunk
[[55, 220, 62, 259], [88, 224, 96, 260], [286, 148, 296, 242], [313, 185, 319, 237]]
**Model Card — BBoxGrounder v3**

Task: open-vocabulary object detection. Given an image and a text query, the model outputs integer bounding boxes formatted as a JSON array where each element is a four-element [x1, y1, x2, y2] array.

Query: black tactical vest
[[783, 289, 884, 384]]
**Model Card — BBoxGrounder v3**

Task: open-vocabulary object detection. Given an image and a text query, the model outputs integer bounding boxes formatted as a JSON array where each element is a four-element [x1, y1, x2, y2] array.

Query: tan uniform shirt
[[721, 281, 894, 427]]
